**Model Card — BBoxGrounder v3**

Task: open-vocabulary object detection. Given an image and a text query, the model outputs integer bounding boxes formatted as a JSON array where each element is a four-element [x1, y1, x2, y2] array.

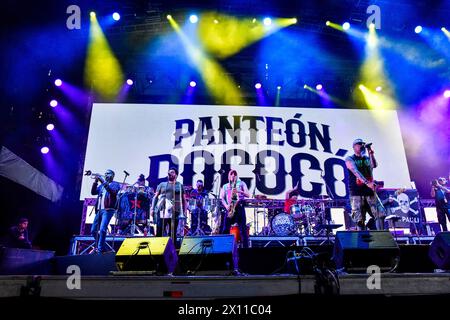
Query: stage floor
[[1, 273, 450, 299]]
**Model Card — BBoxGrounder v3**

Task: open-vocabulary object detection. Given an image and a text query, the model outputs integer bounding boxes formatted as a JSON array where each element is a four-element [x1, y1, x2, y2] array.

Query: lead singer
[[345, 139, 380, 230], [220, 169, 250, 248], [151, 167, 187, 242]]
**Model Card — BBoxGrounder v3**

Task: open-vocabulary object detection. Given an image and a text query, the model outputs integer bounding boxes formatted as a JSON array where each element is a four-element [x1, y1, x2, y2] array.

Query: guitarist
[[220, 169, 250, 248], [345, 139, 380, 231]]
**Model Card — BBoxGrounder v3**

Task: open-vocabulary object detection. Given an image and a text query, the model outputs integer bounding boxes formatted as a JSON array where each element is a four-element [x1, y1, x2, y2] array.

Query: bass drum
[[271, 213, 295, 236]]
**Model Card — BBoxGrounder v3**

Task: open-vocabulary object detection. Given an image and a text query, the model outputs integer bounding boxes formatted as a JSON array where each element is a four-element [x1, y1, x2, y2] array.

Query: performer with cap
[[345, 139, 382, 230]]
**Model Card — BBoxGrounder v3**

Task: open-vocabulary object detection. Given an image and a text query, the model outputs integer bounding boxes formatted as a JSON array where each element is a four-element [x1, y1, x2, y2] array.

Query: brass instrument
[[84, 170, 105, 182], [227, 181, 238, 218]]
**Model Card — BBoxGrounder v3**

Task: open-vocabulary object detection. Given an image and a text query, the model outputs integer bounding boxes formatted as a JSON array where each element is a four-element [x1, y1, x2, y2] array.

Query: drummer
[[284, 182, 300, 215], [189, 179, 210, 235]]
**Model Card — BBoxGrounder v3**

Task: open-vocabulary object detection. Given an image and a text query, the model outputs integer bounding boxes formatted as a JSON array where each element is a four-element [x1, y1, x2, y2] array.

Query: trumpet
[[84, 170, 105, 180]]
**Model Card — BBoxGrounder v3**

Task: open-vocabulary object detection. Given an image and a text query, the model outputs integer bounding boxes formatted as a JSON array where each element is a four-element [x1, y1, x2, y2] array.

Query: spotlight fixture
[[189, 15, 198, 24], [54, 79, 62, 87], [112, 12, 121, 21], [50, 100, 58, 107], [444, 90, 450, 99], [342, 22, 350, 30], [41, 147, 50, 154], [415, 25, 422, 34], [255, 83, 262, 89], [126, 79, 133, 85], [316, 84, 323, 91], [263, 17, 272, 26], [189, 81, 197, 87]]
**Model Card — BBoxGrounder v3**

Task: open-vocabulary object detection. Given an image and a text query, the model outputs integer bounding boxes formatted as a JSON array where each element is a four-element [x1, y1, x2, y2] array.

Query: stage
[[1, 273, 450, 300], [1, 232, 449, 300]]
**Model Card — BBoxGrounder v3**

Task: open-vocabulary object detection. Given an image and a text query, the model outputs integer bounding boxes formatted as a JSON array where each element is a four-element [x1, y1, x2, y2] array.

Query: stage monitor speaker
[[115, 237, 177, 274], [333, 231, 400, 272], [429, 232, 450, 270], [177, 235, 237, 275]]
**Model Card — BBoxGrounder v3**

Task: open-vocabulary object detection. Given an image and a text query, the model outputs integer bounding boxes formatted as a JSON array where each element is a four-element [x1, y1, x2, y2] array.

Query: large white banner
[[80, 103, 411, 200]]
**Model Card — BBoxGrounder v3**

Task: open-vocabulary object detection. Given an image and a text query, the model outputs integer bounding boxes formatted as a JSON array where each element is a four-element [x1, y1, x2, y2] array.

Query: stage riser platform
[[1, 274, 450, 299]]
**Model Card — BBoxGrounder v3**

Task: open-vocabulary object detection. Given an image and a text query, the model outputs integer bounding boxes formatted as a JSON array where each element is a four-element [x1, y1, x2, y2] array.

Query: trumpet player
[[90, 169, 121, 253], [431, 177, 450, 232]]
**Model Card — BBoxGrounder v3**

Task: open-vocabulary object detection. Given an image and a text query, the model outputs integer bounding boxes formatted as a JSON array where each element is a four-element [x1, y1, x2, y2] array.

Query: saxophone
[[227, 182, 238, 218]]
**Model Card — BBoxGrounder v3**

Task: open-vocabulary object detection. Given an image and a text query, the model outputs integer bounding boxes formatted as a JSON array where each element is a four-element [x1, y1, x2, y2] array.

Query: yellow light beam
[[84, 13, 124, 99], [198, 12, 297, 59], [358, 84, 397, 110], [168, 16, 243, 105], [442, 27, 450, 40]]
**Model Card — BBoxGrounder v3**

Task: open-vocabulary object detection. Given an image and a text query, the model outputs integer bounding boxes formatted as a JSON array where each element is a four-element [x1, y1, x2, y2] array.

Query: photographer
[[431, 177, 450, 232], [345, 139, 381, 230]]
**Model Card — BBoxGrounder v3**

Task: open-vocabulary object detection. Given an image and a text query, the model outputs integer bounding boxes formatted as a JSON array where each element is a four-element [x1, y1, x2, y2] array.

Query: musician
[[431, 177, 450, 231], [189, 179, 210, 235], [151, 167, 187, 240], [91, 169, 121, 253], [3, 217, 32, 249], [284, 182, 299, 214], [220, 169, 250, 248], [345, 139, 380, 230]]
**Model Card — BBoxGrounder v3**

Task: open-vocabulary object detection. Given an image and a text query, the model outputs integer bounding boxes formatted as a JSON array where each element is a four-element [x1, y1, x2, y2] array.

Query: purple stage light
[[444, 90, 450, 99], [126, 79, 133, 85], [189, 81, 197, 87], [50, 100, 58, 107], [54, 79, 62, 87], [316, 84, 323, 90], [41, 147, 49, 154], [46, 124, 55, 131], [255, 83, 262, 89]]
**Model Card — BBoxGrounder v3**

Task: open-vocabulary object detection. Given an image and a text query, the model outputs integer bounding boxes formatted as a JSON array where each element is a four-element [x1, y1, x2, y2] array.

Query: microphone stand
[[211, 173, 221, 234], [320, 171, 334, 239], [252, 175, 258, 236]]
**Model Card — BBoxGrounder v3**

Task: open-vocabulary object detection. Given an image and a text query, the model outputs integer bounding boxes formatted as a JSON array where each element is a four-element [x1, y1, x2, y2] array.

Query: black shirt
[[346, 154, 374, 197]]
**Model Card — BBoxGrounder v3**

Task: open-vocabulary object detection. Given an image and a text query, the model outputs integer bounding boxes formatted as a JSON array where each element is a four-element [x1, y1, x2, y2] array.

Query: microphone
[[124, 170, 130, 176], [218, 169, 225, 174], [84, 170, 92, 176]]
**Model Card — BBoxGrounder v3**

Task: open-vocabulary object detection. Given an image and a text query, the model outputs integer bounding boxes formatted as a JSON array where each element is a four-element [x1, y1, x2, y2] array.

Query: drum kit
[[270, 204, 322, 236], [185, 187, 218, 236], [117, 184, 154, 236], [264, 198, 340, 237]]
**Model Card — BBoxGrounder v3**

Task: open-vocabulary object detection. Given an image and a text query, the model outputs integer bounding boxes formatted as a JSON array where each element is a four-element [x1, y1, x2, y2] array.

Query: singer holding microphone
[[90, 169, 121, 253], [345, 139, 382, 230]]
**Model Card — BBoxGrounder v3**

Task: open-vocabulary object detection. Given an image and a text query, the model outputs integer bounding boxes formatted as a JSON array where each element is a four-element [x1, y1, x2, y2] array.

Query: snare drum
[[271, 213, 295, 236]]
